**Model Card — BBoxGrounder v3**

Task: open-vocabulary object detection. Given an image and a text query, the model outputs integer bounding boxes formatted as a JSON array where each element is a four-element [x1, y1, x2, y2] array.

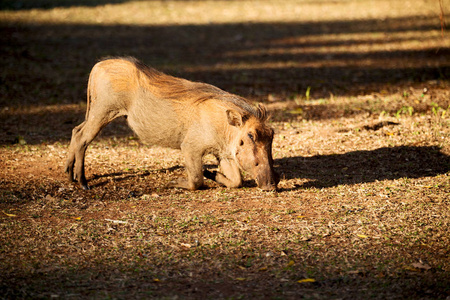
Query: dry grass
[[1, 0, 449, 299]]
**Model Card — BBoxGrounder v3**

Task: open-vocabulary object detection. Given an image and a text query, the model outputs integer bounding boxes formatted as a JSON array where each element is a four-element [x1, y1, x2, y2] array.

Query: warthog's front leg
[[168, 144, 204, 190], [204, 159, 242, 188]]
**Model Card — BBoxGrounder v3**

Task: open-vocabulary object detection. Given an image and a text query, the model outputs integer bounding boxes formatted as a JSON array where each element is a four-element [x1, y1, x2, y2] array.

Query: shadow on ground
[[0, 0, 129, 10], [0, 255, 446, 299], [276, 146, 450, 189], [67, 145, 450, 191], [1, 14, 448, 144], [1, 16, 447, 106]]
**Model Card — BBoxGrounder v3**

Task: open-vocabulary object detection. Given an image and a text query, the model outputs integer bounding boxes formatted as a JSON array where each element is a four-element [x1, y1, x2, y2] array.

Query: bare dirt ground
[[1, 0, 449, 299]]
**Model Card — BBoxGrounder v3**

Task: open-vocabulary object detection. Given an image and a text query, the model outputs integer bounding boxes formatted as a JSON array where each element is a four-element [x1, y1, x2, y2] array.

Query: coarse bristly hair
[[104, 56, 268, 122]]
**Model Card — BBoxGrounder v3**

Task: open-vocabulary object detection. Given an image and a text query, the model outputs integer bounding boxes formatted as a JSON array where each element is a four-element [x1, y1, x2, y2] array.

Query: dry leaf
[[105, 219, 128, 224], [357, 234, 368, 238], [235, 277, 246, 281], [287, 260, 295, 267], [411, 262, 431, 270], [45, 194, 57, 201], [2, 211, 17, 217], [288, 108, 303, 115], [298, 278, 316, 283], [180, 243, 192, 249]]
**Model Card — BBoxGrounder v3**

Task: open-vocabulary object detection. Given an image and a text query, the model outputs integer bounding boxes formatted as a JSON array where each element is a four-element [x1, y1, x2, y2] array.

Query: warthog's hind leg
[[65, 121, 85, 184], [65, 109, 120, 190]]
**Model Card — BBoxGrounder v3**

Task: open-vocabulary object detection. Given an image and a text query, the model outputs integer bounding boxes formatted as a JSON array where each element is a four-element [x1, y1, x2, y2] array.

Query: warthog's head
[[227, 108, 279, 191]]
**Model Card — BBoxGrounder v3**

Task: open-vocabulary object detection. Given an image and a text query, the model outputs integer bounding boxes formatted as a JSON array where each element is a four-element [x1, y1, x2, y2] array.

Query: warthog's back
[[90, 57, 265, 149]]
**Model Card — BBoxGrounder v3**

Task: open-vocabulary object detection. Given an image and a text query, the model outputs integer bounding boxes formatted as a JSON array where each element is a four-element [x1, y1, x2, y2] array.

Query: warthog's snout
[[255, 162, 279, 191], [233, 117, 278, 192]]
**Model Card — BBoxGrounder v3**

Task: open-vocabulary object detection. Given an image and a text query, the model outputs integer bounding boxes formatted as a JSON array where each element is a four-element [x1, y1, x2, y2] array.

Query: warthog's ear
[[226, 109, 245, 127]]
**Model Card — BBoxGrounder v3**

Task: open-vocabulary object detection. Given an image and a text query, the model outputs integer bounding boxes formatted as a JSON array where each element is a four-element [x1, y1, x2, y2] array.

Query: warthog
[[65, 57, 279, 191]]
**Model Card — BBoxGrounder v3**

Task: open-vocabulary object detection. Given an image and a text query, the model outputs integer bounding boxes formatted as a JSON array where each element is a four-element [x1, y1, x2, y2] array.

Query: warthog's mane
[[111, 56, 267, 121]]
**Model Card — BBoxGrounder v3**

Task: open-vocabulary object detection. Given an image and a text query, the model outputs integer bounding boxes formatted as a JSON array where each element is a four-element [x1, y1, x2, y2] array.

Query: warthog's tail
[[85, 71, 93, 120]]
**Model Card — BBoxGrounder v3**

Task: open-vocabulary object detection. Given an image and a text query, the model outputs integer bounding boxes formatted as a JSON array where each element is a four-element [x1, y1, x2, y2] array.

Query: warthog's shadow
[[275, 146, 450, 190], [87, 146, 448, 191], [89, 166, 183, 189]]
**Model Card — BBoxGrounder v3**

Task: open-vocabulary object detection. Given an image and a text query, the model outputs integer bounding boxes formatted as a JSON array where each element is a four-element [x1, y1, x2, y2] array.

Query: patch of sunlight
[[0, 0, 443, 26], [250, 31, 449, 55], [183, 53, 448, 73]]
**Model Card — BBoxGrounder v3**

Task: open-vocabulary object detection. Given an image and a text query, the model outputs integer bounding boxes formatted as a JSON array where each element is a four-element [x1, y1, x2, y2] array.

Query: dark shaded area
[[0, 258, 448, 299], [1, 16, 448, 106], [0, 108, 132, 145], [1, 13, 448, 144], [276, 146, 450, 189], [0, 0, 232, 10], [88, 165, 183, 189], [361, 121, 399, 131], [1, 0, 128, 10]]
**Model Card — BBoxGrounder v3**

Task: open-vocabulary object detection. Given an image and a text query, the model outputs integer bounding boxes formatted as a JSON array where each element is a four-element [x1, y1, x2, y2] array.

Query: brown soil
[[1, 0, 449, 299]]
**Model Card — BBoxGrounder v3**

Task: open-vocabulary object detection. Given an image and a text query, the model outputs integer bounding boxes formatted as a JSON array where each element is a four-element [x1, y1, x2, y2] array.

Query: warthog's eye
[[240, 140, 244, 146], [247, 133, 254, 141]]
